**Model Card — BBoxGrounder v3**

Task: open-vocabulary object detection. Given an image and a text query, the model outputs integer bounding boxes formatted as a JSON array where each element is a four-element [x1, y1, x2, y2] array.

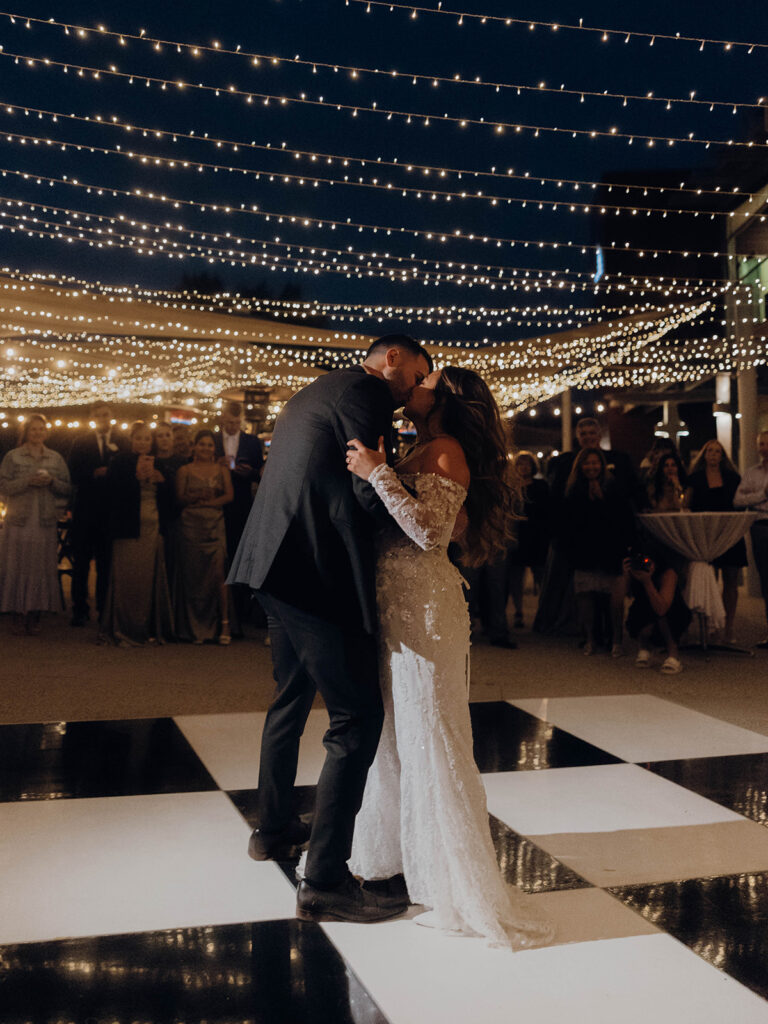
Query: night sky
[[0, 0, 766, 343]]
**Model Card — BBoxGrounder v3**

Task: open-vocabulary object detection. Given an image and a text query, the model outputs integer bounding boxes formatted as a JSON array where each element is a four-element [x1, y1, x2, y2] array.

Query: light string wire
[[0, 265, 722, 328], [0, 295, 710, 370], [1, 47, 766, 150], [2, 11, 765, 114], [1, 195, 737, 295], [4, 265, 753, 320], [0, 160, 750, 266], [0, 123, 752, 222], [347, 0, 768, 54], [0, 100, 753, 201]]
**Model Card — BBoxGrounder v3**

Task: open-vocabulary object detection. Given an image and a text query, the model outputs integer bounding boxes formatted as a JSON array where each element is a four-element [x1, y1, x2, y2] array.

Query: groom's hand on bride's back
[[346, 437, 387, 480]]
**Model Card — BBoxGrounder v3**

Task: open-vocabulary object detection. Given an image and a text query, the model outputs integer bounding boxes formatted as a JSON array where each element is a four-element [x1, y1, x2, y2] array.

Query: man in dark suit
[[229, 335, 431, 923], [214, 401, 264, 631], [67, 401, 125, 626]]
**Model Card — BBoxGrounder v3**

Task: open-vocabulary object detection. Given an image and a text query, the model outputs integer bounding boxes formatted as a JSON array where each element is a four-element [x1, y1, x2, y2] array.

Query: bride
[[344, 366, 553, 949]]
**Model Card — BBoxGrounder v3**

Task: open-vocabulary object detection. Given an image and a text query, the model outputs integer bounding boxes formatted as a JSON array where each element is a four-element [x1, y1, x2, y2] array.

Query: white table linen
[[637, 512, 756, 630]]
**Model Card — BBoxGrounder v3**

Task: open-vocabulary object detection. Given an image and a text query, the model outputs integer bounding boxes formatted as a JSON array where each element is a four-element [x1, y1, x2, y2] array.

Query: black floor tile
[[647, 753, 768, 825], [228, 787, 316, 889], [609, 872, 768, 1001], [489, 814, 592, 894], [228, 785, 317, 829], [0, 920, 389, 1024], [0, 720, 217, 801], [470, 702, 622, 772]]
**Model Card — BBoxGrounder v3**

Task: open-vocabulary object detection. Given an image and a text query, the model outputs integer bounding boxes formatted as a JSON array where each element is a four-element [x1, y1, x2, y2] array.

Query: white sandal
[[660, 655, 683, 675], [635, 649, 651, 668]]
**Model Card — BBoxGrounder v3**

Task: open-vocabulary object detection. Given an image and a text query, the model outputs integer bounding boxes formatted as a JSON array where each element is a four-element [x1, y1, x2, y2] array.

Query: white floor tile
[[0, 792, 296, 945], [175, 710, 328, 790], [482, 763, 742, 836], [324, 925, 768, 1024], [511, 695, 768, 762]]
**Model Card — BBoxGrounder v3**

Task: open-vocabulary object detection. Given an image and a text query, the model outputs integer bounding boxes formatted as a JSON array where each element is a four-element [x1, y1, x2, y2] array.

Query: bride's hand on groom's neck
[[346, 437, 387, 480]]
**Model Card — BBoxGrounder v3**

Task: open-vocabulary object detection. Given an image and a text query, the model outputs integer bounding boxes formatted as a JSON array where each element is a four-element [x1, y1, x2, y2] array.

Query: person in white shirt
[[734, 431, 768, 648]]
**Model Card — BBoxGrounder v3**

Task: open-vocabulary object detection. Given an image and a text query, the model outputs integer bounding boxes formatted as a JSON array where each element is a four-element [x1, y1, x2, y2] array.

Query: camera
[[630, 552, 652, 573]]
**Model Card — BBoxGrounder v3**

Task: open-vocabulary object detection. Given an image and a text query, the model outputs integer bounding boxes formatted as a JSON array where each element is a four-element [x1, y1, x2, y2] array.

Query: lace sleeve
[[368, 463, 466, 550]]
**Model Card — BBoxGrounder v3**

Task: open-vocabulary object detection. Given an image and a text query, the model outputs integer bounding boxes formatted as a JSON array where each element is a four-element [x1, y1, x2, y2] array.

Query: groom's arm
[[334, 375, 394, 529]]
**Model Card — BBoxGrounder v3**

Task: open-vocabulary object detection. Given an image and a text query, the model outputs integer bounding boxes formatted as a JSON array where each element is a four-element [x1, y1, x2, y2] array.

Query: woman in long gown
[[174, 429, 234, 644], [0, 413, 71, 634], [344, 366, 553, 950], [100, 421, 174, 647]]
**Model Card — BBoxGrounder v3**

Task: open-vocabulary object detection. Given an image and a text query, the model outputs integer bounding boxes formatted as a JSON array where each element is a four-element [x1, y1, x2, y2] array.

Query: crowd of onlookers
[[0, 399, 262, 646], [1, 400, 767, 674], [459, 419, 768, 674]]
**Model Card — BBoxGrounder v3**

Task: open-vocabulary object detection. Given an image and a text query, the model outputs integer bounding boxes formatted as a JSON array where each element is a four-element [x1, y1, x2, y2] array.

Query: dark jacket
[[228, 366, 395, 634], [68, 430, 126, 524], [559, 478, 635, 575], [106, 452, 173, 540], [214, 429, 265, 554]]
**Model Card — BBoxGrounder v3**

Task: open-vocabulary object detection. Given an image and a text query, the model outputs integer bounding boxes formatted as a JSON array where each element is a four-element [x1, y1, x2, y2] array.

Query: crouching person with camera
[[624, 547, 692, 674]]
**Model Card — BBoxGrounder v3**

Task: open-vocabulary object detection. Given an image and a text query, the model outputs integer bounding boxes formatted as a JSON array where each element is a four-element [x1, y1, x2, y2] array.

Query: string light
[[4, 11, 765, 116], [1, 124, 754, 223], [348, 0, 768, 54], [0, 164, 749, 271], [2, 46, 766, 151], [0, 101, 754, 203]]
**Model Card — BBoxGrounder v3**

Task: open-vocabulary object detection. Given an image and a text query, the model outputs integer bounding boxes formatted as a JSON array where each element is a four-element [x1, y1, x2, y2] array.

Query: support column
[[715, 373, 733, 458], [737, 367, 758, 474], [561, 388, 573, 452], [738, 367, 760, 597], [662, 401, 680, 443]]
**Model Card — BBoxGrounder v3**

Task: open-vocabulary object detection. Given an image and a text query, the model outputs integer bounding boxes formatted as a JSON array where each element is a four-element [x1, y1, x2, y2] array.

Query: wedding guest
[[560, 448, 635, 656], [0, 414, 71, 634], [734, 430, 768, 649], [172, 423, 194, 461], [215, 401, 264, 631], [639, 437, 679, 491], [174, 429, 234, 644], [624, 547, 691, 674], [154, 421, 187, 481], [509, 451, 550, 628], [685, 439, 746, 644], [649, 453, 687, 512], [100, 421, 173, 647], [535, 417, 637, 636], [67, 400, 124, 626], [153, 420, 186, 584]]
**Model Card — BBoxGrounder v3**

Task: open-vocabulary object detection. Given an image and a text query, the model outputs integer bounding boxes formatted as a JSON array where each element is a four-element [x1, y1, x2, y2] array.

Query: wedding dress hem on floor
[[346, 465, 554, 950]]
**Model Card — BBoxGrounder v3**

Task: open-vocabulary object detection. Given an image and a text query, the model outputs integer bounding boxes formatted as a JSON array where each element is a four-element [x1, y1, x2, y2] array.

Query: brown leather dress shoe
[[296, 875, 408, 923], [248, 819, 311, 861]]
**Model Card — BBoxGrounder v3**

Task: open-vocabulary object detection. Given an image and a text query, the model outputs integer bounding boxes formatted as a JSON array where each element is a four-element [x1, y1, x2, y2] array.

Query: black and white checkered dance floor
[[3, 694, 768, 1022]]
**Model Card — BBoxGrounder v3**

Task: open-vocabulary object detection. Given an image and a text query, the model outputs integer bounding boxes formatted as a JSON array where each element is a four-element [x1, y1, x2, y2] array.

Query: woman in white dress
[[345, 366, 553, 949]]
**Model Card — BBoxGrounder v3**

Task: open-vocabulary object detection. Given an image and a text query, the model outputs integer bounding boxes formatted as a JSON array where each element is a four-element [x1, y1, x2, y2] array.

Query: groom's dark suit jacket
[[229, 366, 394, 634]]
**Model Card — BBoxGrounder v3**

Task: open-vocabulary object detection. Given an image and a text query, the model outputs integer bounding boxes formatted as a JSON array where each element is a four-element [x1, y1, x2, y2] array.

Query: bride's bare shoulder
[[420, 436, 470, 489]]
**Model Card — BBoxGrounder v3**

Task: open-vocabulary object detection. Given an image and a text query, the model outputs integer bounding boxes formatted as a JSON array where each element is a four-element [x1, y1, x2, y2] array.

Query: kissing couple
[[229, 334, 553, 948]]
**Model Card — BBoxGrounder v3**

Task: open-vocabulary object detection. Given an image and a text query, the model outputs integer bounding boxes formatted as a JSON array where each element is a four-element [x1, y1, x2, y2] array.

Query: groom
[[229, 334, 432, 922]]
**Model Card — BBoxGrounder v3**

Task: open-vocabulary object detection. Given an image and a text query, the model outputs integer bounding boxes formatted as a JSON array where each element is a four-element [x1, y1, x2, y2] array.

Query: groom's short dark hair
[[366, 333, 433, 372]]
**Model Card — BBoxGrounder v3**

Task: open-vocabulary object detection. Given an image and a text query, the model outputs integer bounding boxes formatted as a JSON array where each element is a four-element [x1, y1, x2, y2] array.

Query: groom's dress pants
[[256, 592, 383, 889]]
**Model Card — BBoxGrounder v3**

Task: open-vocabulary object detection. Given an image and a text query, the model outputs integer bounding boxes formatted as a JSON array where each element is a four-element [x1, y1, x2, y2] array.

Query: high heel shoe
[[218, 619, 231, 646]]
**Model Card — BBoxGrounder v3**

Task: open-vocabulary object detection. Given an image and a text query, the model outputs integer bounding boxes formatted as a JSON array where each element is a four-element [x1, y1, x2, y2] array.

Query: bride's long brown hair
[[427, 366, 518, 567]]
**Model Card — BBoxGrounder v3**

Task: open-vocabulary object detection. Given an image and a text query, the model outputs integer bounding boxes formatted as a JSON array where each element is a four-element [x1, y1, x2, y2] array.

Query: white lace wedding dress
[[347, 465, 553, 949]]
